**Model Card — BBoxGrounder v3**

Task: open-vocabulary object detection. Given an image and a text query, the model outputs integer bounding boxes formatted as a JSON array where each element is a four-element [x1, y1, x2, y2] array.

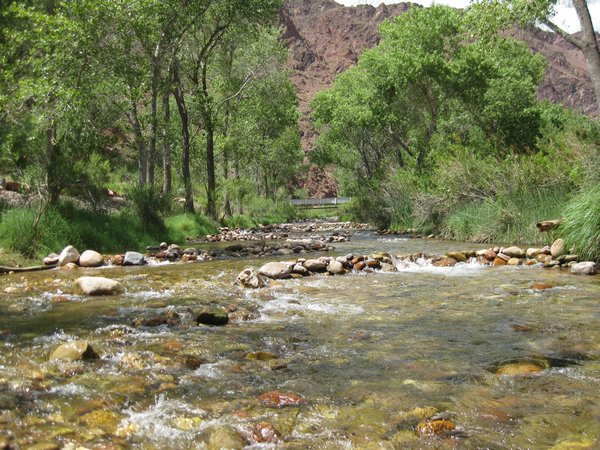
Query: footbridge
[[289, 197, 351, 209]]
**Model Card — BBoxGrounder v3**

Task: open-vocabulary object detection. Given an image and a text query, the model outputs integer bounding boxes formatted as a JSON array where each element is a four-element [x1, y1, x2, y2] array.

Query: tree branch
[[542, 20, 584, 49]]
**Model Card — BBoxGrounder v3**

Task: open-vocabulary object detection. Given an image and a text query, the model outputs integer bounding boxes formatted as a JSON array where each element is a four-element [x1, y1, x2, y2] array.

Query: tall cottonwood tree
[[469, 0, 600, 113], [312, 5, 545, 186]]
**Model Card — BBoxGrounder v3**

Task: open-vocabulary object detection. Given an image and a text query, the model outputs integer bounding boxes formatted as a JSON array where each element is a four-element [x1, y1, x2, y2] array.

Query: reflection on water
[[0, 237, 599, 448]]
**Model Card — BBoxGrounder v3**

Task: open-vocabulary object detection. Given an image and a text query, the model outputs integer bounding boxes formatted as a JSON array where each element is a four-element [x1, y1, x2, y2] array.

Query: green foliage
[[164, 213, 219, 243], [562, 183, 600, 262], [126, 185, 171, 231], [312, 4, 546, 194]]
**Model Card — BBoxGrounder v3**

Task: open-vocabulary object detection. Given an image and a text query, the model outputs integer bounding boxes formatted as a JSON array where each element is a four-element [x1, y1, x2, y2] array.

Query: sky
[[336, 0, 600, 33]]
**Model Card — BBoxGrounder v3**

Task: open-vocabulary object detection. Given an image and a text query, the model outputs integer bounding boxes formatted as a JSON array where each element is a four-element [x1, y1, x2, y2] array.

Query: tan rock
[[79, 250, 104, 268], [75, 276, 124, 295], [49, 340, 98, 362], [551, 239, 565, 258]]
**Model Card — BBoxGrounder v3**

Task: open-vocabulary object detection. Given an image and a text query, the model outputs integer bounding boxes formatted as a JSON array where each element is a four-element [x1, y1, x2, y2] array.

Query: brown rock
[[258, 391, 304, 408], [483, 250, 497, 261], [49, 340, 98, 362], [416, 418, 456, 436], [251, 422, 280, 444], [112, 255, 124, 266], [446, 251, 466, 262], [496, 361, 545, 376], [493, 257, 508, 266], [354, 261, 367, 271], [531, 282, 553, 290], [365, 259, 381, 269], [433, 258, 456, 267]]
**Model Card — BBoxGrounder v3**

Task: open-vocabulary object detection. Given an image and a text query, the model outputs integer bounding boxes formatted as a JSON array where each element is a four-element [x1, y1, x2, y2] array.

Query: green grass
[[562, 183, 600, 261], [441, 187, 570, 245], [165, 213, 219, 244]]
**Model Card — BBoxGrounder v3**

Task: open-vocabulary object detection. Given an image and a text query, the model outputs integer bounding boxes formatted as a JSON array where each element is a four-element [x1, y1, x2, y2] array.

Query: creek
[[0, 231, 599, 449]]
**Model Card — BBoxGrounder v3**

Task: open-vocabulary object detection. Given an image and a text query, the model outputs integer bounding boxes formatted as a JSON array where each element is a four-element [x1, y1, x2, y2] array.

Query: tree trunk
[[128, 103, 147, 186], [162, 88, 172, 195], [148, 53, 160, 185], [234, 157, 242, 214], [202, 63, 217, 220], [206, 124, 217, 219], [573, 0, 600, 113], [172, 60, 194, 213], [46, 123, 61, 205]]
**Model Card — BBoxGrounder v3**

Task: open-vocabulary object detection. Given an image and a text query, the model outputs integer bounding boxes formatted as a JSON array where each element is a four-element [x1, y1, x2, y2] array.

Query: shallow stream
[[1, 234, 599, 448]]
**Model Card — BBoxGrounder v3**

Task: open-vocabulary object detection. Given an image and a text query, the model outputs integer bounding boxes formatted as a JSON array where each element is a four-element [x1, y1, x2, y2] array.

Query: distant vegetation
[[312, 5, 600, 259]]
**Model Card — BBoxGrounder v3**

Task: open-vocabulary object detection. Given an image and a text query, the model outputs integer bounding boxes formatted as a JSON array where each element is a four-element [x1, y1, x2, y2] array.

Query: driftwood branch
[[0, 265, 58, 274]]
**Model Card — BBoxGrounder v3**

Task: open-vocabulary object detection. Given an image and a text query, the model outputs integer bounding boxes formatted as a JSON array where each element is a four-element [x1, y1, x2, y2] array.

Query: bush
[[562, 183, 600, 261], [126, 185, 171, 231]]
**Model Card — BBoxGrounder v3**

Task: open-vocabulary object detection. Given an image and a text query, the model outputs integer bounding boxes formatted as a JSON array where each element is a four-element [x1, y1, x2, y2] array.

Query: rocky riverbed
[[0, 229, 599, 448]]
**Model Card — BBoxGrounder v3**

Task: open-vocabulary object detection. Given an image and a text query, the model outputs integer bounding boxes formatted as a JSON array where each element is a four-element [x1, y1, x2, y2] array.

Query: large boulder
[[75, 276, 124, 296], [49, 340, 98, 361], [236, 268, 266, 288], [58, 245, 80, 266], [123, 251, 145, 266], [259, 262, 292, 279], [503, 246, 526, 258], [79, 250, 104, 268], [571, 261, 597, 275]]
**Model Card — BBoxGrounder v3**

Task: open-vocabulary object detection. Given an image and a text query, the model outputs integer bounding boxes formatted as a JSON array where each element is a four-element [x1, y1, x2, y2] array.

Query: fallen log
[[536, 219, 561, 232], [0, 264, 58, 274]]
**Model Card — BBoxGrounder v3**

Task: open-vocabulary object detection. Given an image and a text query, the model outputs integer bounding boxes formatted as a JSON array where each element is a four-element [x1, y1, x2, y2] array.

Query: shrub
[[126, 185, 171, 231], [562, 183, 600, 261]]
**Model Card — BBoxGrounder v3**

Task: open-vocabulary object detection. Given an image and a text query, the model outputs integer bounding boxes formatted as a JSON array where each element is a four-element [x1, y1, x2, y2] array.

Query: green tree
[[468, 0, 600, 113]]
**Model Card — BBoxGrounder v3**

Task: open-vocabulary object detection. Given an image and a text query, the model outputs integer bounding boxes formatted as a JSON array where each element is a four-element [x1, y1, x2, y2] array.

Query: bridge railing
[[289, 197, 352, 208]]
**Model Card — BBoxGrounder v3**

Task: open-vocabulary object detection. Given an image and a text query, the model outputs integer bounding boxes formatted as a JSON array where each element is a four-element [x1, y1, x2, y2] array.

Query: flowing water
[[1, 233, 599, 449]]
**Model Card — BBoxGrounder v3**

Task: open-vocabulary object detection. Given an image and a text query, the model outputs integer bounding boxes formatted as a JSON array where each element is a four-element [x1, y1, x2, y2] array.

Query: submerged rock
[[236, 268, 266, 288], [245, 351, 278, 361], [258, 391, 304, 408], [79, 250, 104, 268], [251, 422, 280, 444], [433, 257, 456, 267], [133, 311, 181, 327], [571, 261, 597, 275], [206, 427, 245, 450], [416, 418, 456, 436], [75, 276, 124, 295], [197, 306, 229, 326], [495, 361, 545, 376], [49, 340, 98, 362]]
